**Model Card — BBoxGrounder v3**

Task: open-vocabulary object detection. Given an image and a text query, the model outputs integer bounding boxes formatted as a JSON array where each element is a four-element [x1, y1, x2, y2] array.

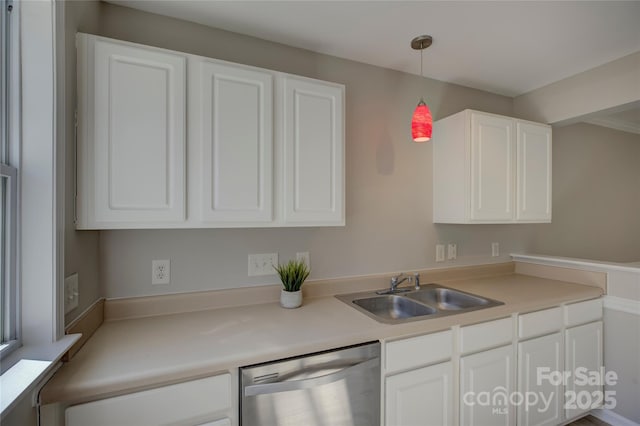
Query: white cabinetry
[[282, 77, 344, 224], [460, 345, 515, 426], [517, 332, 564, 426], [459, 317, 516, 426], [384, 330, 453, 426], [565, 321, 603, 419], [65, 374, 232, 426], [76, 33, 344, 229], [516, 122, 552, 221], [564, 299, 604, 420], [385, 361, 454, 426], [433, 109, 551, 223], [380, 303, 603, 426], [191, 58, 273, 223], [76, 33, 186, 228], [514, 300, 604, 426]]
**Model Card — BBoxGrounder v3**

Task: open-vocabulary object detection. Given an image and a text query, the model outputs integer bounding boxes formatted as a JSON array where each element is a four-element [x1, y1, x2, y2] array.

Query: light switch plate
[[447, 243, 457, 260], [248, 253, 278, 276], [491, 242, 500, 257], [436, 244, 446, 262], [64, 273, 79, 314], [296, 252, 310, 267]]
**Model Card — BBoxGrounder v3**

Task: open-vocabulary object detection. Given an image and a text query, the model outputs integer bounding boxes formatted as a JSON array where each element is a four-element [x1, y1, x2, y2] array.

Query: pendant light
[[411, 35, 433, 142]]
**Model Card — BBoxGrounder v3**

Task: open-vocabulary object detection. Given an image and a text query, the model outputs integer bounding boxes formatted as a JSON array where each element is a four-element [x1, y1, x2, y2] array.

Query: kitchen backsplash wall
[[531, 123, 640, 262], [84, 1, 542, 300], [65, 1, 637, 304]]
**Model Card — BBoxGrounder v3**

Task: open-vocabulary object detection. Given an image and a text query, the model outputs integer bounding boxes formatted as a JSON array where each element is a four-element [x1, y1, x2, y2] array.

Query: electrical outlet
[[64, 273, 79, 314], [152, 259, 170, 285], [296, 252, 310, 267], [491, 242, 500, 257], [447, 243, 457, 260], [436, 244, 445, 262], [248, 253, 278, 276]]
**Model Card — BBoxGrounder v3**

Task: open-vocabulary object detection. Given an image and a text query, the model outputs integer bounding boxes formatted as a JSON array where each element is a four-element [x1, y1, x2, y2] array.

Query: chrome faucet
[[377, 273, 413, 294], [390, 273, 411, 291]]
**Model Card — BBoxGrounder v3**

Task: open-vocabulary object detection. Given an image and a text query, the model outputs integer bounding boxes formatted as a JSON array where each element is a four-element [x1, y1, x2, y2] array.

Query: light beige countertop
[[41, 271, 603, 406]]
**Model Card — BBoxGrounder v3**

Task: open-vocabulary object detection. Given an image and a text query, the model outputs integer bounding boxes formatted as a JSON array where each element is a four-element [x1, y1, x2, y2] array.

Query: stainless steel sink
[[336, 284, 503, 324], [353, 295, 437, 321], [405, 287, 490, 310]]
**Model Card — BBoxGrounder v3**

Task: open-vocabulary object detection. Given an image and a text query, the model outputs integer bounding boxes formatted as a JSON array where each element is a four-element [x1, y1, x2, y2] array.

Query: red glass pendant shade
[[411, 99, 432, 142]]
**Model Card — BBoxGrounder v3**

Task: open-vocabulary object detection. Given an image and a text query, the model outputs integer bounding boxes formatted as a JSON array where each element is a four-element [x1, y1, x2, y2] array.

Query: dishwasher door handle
[[244, 357, 379, 397]]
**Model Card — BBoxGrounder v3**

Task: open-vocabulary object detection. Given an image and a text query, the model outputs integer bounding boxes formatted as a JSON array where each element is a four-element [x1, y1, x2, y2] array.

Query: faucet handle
[[413, 272, 421, 290]]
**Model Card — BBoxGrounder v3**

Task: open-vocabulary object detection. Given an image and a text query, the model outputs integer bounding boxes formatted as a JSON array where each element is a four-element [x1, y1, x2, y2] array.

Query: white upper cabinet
[[471, 113, 515, 221], [191, 59, 273, 223], [76, 33, 344, 229], [76, 33, 186, 228], [516, 122, 552, 221], [282, 77, 345, 225], [433, 109, 551, 224]]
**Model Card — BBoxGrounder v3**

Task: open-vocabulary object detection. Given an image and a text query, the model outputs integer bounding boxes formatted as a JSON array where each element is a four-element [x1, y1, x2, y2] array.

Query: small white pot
[[280, 289, 302, 309]]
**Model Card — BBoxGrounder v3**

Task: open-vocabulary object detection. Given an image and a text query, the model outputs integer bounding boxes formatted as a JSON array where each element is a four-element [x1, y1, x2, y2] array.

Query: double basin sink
[[336, 284, 503, 324]]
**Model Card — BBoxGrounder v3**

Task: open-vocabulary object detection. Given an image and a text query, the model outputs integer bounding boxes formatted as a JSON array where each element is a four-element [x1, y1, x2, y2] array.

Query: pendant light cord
[[420, 43, 424, 78], [419, 41, 425, 103]]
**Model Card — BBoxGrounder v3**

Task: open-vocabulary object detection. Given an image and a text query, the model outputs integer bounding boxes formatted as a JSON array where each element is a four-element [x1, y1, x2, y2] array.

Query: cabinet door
[[282, 77, 344, 225], [385, 361, 453, 426], [77, 34, 186, 228], [516, 122, 552, 222], [66, 374, 231, 426], [195, 59, 273, 223], [470, 112, 515, 221], [460, 345, 516, 426], [565, 321, 603, 419], [517, 333, 563, 426]]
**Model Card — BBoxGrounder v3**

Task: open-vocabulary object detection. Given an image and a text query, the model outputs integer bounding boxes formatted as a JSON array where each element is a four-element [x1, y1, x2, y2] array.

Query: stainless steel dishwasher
[[240, 341, 380, 426]]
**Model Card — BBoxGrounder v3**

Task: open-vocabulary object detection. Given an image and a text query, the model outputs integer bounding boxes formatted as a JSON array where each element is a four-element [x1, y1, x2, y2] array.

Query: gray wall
[[63, 0, 102, 323], [531, 123, 640, 262], [64, 2, 638, 302], [68, 1, 541, 299]]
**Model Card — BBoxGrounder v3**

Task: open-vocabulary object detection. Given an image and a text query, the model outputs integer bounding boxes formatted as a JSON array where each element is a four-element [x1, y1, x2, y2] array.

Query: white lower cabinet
[[383, 330, 453, 426], [65, 374, 232, 426], [385, 361, 454, 426], [564, 321, 604, 419], [517, 332, 564, 426], [460, 345, 516, 426], [380, 302, 603, 426]]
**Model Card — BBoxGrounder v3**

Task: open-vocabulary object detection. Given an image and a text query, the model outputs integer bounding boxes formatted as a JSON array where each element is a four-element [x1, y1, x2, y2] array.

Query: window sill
[[0, 334, 81, 420]]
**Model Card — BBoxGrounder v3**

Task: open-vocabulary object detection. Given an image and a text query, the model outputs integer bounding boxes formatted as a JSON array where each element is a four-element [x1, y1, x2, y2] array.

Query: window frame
[[0, 0, 19, 360]]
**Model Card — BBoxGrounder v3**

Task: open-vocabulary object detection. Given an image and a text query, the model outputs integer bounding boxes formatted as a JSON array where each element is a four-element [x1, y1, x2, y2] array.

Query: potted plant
[[274, 259, 310, 309]]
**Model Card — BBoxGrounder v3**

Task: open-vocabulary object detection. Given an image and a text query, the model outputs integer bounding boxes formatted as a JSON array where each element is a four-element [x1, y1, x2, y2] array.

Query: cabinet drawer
[[66, 373, 231, 426], [385, 330, 452, 374], [518, 307, 562, 340], [564, 298, 603, 327], [459, 317, 513, 354]]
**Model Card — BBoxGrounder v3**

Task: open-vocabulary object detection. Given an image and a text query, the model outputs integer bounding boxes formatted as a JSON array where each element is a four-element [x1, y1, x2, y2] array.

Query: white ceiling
[[107, 0, 640, 97]]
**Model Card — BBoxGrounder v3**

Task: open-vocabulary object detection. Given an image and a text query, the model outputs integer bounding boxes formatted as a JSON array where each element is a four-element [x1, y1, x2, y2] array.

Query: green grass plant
[[274, 259, 310, 292]]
